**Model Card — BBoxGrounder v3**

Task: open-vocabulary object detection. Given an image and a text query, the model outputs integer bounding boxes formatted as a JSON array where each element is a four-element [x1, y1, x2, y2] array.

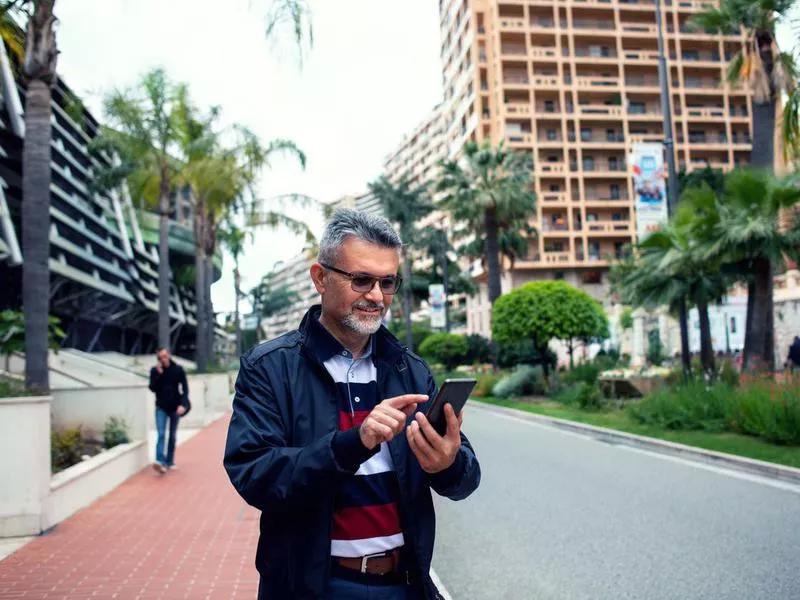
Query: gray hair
[[318, 209, 402, 265]]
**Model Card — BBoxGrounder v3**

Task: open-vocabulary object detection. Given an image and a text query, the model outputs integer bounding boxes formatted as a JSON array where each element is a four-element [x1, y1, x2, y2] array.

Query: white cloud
[[55, 0, 442, 314]]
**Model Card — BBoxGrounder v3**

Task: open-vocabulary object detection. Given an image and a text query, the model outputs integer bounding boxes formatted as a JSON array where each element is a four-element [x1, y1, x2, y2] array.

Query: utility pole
[[655, 0, 691, 379]]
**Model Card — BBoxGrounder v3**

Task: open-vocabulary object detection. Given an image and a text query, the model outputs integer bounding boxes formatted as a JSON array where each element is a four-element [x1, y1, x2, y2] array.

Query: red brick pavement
[[0, 416, 262, 599]]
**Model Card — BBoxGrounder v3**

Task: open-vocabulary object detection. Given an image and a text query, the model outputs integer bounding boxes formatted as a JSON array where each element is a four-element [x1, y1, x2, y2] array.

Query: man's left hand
[[176, 405, 187, 417], [406, 403, 462, 474]]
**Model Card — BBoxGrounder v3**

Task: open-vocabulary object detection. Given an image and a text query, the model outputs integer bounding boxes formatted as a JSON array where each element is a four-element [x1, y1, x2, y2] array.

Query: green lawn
[[475, 397, 800, 470]]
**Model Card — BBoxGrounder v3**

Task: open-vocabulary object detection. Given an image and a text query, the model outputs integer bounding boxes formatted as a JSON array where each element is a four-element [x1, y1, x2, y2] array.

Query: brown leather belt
[[332, 548, 402, 575]]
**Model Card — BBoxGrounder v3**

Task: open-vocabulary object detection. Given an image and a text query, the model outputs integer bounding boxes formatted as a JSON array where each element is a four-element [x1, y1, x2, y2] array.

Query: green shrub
[[103, 417, 130, 449], [492, 365, 547, 398], [728, 382, 800, 444], [0, 377, 30, 398], [390, 320, 434, 351], [51, 426, 84, 472], [419, 333, 468, 371], [647, 330, 664, 366], [465, 334, 493, 365], [628, 382, 729, 432], [719, 359, 740, 388], [473, 372, 504, 398], [577, 382, 604, 409], [563, 361, 602, 386], [496, 339, 557, 371]]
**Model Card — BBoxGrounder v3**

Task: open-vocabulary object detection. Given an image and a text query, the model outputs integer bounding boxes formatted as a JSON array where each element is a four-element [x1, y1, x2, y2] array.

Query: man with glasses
[[224, 209, 481, 599]]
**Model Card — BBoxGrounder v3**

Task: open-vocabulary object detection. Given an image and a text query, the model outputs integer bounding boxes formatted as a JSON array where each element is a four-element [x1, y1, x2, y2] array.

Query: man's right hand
[[155, 364, 163, 374], [359, 394, 428, 450]]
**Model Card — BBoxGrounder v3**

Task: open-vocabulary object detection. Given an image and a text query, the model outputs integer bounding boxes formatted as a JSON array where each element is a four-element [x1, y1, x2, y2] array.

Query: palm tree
[[621, 221, 729, 377], [98, 68, 186, 350], [692, 0, 795, 171], [368, 176, 432, 349], [10, 0, 58, 392], [693, 169, 800, 371], [217, 222, 247, 358], [436, 141, 536, 307]]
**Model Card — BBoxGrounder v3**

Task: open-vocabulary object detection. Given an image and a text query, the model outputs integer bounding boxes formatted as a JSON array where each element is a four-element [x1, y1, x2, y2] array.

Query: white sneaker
[[152, 462, 167, 474]]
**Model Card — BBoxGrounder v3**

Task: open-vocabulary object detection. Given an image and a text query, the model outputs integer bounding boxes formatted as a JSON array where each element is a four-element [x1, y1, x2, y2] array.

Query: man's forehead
[[337, 238, 399, 272]]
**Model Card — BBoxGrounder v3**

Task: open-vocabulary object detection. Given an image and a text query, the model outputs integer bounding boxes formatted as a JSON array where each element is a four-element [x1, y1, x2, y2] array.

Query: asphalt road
[[431, 404, 800, 600]]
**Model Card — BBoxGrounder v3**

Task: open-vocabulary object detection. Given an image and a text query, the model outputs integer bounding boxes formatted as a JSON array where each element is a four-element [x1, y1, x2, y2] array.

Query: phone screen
[[425, 378, 477, 435]]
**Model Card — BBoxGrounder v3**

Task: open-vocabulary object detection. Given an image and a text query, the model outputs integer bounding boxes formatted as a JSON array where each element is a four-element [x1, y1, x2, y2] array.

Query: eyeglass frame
[[319, 263, 403, 295]]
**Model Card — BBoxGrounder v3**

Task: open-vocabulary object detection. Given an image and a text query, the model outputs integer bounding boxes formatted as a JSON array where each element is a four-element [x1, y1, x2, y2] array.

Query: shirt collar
[[306, 311, 373, 362]]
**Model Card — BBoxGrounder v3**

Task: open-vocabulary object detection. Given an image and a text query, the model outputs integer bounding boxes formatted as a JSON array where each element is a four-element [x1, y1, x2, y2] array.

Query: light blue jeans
[[155, 406, 179, 466], [325, 577, 420, 599]]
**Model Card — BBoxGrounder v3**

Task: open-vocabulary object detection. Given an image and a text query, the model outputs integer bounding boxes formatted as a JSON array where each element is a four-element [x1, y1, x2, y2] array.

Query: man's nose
[[364, 280, 384, 303]]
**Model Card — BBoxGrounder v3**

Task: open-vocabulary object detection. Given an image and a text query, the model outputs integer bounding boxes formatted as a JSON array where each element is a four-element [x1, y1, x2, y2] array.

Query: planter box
[[600, 376, 665, 398], [43, 440, 147, 530], [51, 385, 149, 442], [0, 395, 51, 537]]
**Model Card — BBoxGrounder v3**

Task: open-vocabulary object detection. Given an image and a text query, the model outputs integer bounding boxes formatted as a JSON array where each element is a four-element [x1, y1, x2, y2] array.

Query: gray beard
[[342, 302, 385, 336]]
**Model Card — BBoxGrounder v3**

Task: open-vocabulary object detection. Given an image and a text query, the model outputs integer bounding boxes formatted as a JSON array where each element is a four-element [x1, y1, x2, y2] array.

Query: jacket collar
[[299, 305, 405, 365]]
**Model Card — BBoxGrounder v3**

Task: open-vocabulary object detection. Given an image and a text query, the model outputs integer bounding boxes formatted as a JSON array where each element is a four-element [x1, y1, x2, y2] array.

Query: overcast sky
[[54, 1, 798, 317], [55, 0, 443, 315]]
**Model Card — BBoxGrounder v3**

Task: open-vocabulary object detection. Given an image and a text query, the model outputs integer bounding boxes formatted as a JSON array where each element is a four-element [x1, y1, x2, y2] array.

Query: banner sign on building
[[631, 142, 669, 240], [428, 284, 446, 329]]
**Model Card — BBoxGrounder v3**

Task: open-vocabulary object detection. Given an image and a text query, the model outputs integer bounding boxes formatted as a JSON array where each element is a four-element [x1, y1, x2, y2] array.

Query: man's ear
[[310, 263, 327, 295]]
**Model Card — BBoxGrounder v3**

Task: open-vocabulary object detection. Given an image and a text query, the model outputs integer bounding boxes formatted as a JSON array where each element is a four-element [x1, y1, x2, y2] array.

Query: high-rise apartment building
[[436, 0, 752, 336], [384, 104, 447, 187], [327, 191, 385, 218], [259, 247, 318, 340]]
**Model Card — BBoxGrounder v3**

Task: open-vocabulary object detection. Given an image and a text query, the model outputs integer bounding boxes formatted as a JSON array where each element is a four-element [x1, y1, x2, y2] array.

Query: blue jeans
[[155, 407, 179, 466], [325, 577, 419, 599]]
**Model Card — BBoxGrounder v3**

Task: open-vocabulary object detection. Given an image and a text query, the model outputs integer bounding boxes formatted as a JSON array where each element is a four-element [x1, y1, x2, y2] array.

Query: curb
[[471, 401, 800, 486]]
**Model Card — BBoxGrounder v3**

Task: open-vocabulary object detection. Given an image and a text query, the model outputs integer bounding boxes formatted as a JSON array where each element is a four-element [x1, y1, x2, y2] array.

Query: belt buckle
[[360, 551, 388, 574]]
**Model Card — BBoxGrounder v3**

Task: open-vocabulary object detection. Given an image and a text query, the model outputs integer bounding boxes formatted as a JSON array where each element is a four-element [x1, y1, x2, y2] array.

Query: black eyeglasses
[[320, 263, 403, 294]]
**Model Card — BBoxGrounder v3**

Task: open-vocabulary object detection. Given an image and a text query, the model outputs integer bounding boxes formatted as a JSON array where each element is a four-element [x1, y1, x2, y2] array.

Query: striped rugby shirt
[[311, 316, 405, 558]]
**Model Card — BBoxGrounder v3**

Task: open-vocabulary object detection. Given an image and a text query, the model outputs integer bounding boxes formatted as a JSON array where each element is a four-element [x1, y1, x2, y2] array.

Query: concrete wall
[[0, 395, 51, 537], [51, 386, 150, 442], [43, 441, 147, 530]]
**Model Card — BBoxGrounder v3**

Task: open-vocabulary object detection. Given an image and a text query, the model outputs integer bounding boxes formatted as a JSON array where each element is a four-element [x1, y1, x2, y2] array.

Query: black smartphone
[[425, 378, 477, 435]]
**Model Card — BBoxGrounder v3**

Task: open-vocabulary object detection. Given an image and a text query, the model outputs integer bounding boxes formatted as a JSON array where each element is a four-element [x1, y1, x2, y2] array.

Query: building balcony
[[499, 17, 528, 31], [625, 76, 661, 90], [586, 221, 633, 234], [530, 18, 556, 30], [674, 0, 715, 10], [532, 75, 560, 87], [507, 132, 533, 144], [571, 19, 616, 32], [573, 48, 618, 61], [540, 191, 569, 203], [575, 76, 620, 89], [543, 251, 573, 264], [584, 195, 631, 205], [578, 104, 624, 117], [622, 50, 660, 62], [501, 44, 528, 57], [538, 162, 567, 174], [620, 22, 658, 35], [571, 0, 614, 6], [506, 103, 532, 116], [503, 74, 530, 86], [683, 106, 727, 120], [530, 46, 559, 59]]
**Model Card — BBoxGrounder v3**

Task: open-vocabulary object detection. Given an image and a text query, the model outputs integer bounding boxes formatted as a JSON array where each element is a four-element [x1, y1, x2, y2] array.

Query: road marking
[[430, 568, 454, 600], [476, 406, 800, 496]]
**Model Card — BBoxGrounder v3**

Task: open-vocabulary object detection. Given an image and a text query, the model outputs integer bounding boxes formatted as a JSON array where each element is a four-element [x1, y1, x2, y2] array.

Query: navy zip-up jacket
[[224, 306, 481, 599]]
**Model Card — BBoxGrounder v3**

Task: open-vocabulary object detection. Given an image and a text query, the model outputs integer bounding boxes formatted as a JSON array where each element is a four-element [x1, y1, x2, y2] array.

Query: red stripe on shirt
[[339, 410, 370, 431], [331, 503, 403, 541]]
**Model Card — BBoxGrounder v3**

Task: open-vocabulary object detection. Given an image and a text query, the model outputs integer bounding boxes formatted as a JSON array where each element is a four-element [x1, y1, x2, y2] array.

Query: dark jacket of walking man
[[788, 336, 800, 372], [149, 347, 188, 473], [224, 210, 481, 599]]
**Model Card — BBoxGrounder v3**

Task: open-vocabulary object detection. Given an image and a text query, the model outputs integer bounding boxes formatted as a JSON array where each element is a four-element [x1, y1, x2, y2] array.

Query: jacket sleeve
[[424, 370, 481, 501], [148, 367, 161, 393], [224, 353, 376, 513]]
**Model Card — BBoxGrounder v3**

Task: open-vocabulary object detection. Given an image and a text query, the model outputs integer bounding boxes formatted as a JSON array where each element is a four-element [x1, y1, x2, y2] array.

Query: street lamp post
[[440, 226, 450, 333], [654, 0, 692, 378]]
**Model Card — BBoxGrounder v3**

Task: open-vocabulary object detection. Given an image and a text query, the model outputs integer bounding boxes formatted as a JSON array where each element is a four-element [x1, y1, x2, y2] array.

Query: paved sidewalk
[[0, 416, 261, 599]]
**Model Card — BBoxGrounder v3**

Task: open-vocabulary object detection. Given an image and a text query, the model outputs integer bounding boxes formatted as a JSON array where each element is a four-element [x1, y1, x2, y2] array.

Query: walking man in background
[[224, 210, 481, 599], [149, 347, 188, 473], [787, 336, 800, 373]]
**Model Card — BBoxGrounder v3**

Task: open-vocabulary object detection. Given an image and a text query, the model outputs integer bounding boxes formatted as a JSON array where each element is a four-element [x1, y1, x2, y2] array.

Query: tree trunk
[[568, 339, 574, 369], [205, 255, 215, 366], [194, 250, 207, 372], [744, 259, 774, 372], [193, 201, 207, 371], [697, 297, 716, 378], [157, 166, 171, 349], [22, 77, 53, 392], [750, 33, 776, 171], [484, 207, 502, 305], [234, 262, 242, 357], [401, 250, 414, 350]]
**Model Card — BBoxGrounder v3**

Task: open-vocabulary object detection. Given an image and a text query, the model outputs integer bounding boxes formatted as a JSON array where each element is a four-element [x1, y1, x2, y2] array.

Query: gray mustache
[[353, 301, 384, 311]]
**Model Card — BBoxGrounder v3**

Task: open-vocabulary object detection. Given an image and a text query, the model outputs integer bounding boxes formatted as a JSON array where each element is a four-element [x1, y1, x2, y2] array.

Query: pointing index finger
[[385, 394, 429, 409]]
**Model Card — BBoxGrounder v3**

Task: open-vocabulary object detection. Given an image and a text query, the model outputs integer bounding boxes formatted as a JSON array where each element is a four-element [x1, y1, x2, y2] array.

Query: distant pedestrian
[[148, 347, 189, 473], [787, 337, 800, 373]]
